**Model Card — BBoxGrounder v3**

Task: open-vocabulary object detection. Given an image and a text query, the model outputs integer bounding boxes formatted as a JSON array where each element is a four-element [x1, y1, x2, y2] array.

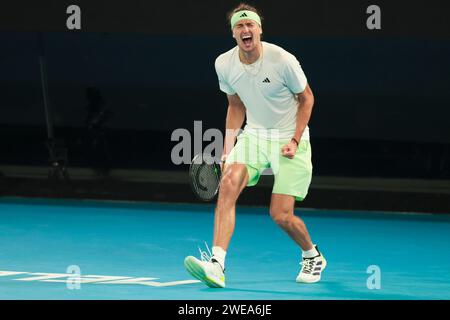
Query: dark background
[[0, 0, 449, 212]]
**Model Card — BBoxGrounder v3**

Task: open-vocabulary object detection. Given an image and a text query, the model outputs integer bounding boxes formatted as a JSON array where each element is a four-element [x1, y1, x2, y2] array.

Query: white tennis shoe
[[184, 244, 225, 288], [296, 245, 327, 283]]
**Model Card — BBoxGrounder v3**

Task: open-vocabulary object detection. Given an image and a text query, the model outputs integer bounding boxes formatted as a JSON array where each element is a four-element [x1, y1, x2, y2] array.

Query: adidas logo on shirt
[[262, 78, 271, 83]]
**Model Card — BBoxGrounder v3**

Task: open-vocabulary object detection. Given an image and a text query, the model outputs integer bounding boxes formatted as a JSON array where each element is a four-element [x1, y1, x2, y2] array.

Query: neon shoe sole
[[184, 256, 225, 288]]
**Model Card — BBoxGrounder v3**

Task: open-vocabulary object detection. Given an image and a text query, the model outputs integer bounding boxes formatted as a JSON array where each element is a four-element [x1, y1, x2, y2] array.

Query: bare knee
[[220, 173, 240, 195], [219, 165, 247, 198], [270, 207, 294, 228]]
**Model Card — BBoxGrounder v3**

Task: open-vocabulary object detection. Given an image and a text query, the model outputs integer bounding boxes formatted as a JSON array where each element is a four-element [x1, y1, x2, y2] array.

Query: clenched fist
[[281, 140, 298, 159]]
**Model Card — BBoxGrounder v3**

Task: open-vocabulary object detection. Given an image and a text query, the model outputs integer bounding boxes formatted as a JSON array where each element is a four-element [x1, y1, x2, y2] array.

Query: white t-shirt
[[215, 41, 309, 140]]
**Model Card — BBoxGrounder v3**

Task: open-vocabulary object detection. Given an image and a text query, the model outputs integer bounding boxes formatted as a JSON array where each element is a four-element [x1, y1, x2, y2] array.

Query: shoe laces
[[197, 242, 225, 273], [198, 242, 213, 262], [301, 257, 316, 274]]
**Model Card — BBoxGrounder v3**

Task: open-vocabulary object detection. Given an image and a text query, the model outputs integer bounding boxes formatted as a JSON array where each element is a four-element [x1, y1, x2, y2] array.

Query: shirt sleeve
[[215, 59, 236, 95], [283, 54, 308, 94]]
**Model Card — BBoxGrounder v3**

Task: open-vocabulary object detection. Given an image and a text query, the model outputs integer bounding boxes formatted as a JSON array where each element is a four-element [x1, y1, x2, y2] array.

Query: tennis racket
[[189, 153, 222, 201]]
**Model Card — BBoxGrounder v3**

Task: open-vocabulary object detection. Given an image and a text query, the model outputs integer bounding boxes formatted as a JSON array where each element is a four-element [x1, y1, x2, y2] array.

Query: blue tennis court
[[0, 197, 449, 300]]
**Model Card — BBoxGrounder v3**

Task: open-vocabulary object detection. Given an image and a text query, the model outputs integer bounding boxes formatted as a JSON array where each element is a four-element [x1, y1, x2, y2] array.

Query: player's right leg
[[184, 163, 249, 288]]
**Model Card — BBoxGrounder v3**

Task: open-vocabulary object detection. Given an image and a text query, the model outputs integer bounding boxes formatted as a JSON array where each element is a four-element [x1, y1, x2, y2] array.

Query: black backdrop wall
[[1, 0, 449, 179]]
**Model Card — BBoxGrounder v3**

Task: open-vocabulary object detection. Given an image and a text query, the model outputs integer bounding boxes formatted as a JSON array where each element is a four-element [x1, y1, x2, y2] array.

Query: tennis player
[[184, 3, 326, 288]]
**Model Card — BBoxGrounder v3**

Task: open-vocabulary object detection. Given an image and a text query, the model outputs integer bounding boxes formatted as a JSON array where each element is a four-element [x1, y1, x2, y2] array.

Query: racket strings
[[189, 160, 221, 201]]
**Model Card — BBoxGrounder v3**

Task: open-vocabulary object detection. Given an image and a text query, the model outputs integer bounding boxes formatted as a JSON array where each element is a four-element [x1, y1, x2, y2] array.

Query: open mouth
[[242, 35, 253, 46]]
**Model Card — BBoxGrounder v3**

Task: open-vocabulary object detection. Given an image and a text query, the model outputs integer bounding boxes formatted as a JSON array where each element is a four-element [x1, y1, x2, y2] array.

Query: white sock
[[302, 245, 319, 258], [212, 246, 227, 269]]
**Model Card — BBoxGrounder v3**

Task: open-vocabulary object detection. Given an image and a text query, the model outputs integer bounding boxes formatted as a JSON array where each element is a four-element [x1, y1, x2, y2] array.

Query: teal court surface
[[0, 197, 449, 300]]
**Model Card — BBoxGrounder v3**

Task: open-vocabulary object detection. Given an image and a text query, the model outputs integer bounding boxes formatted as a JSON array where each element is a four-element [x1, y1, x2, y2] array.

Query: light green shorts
[[225, 131, 313, 201]]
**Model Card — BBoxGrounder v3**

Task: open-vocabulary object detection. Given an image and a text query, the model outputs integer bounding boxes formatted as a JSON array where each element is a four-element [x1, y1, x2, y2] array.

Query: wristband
[[220, 154, 228, 163], [291, 138, 299, 146]]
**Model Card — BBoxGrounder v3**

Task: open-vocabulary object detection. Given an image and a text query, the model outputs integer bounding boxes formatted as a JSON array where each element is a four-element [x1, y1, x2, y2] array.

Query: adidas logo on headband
[[230, 10, 261, 29]]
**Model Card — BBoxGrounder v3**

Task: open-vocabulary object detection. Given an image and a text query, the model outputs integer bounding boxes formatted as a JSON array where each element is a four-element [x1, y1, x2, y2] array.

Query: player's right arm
[[222, 94, 246, 162]]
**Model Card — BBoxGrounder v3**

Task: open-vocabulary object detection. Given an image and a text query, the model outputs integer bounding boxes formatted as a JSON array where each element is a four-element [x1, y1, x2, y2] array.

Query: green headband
[[230, 10, 262, 29]]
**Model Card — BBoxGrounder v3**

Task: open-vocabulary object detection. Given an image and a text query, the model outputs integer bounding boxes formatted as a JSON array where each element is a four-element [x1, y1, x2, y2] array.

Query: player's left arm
[[293, 84, 314, 144], [282, 84, 315, 159]]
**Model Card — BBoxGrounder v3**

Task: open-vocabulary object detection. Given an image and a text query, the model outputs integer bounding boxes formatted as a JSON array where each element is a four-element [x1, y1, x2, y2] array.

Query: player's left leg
[[269, 193, 314, 250], [269, 194, 326, 283], [270, 140, 326, 283]]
